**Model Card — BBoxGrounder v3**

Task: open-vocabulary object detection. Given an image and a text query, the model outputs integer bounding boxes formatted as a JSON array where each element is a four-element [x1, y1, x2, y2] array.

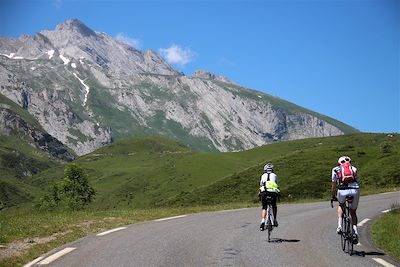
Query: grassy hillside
[[167, 133, 399, 206], [29, 133, 399, 210], [0, 135, 62, 209], [32, 136, 267, 209]]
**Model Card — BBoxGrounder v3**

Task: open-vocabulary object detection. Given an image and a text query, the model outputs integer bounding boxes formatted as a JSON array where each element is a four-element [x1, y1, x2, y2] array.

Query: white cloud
[[53, 0, 62, 9], [115, 33, 142, 50], [159, 44, 195, 66]]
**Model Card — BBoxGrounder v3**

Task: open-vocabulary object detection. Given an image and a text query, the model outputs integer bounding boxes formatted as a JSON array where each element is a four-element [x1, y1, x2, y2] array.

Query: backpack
[[338, 162, 355, 184]]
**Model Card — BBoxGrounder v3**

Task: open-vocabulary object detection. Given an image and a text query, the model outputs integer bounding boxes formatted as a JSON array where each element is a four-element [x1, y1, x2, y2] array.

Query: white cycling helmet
[[263, 163, 274, 172], [338, 156, 351, 164]]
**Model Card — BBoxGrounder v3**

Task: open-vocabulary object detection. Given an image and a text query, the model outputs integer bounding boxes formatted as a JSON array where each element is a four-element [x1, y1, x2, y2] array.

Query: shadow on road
[[268, 238, 301, 243], [351, 250, 385, 257]]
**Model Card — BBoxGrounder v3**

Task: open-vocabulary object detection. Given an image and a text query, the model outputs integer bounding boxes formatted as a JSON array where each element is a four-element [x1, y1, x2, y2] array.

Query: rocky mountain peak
[[193, 70, 234, 84], [193, 70, 216, 79], [54, 19, 96, 37]]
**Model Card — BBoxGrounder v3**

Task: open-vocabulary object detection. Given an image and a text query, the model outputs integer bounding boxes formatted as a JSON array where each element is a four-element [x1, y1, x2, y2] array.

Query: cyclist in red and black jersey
[[331, 156, 360, 244]]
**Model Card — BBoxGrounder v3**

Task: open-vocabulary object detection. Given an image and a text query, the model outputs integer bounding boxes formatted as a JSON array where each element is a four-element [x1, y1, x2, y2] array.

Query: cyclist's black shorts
[[261, 191, 278, 209]]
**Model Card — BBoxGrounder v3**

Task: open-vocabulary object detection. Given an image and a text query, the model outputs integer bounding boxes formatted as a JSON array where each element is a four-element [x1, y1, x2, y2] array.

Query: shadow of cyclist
[[268, 238, 301, 243], [350, 250, 385, 257]]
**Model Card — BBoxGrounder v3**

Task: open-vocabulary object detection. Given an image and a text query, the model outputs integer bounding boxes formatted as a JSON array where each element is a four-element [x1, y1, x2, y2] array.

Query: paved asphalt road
[[29, 192, 399, 267]]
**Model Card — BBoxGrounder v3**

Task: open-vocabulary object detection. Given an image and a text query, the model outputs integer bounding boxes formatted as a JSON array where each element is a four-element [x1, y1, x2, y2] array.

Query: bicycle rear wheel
[[267, 221, 272, 242], [348, 219, 354, 255], [344, 208, 353, 255], [340, 215, 346, 251], [267, 205, 273, 242]]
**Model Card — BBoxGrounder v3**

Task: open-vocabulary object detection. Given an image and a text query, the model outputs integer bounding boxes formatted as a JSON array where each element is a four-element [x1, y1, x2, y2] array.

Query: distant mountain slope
[[0, 19, 358, 156]]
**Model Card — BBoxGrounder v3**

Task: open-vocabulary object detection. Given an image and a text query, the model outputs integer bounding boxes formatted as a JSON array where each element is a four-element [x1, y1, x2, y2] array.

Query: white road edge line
[[23, 256, 44, 267], [382, 209, 391, 213], [38, 247, 76, 265], [357, 218, 370, 227], [154, 215, 187, 222], [372, 257, 397, 267], [97, 227, 127, 236]]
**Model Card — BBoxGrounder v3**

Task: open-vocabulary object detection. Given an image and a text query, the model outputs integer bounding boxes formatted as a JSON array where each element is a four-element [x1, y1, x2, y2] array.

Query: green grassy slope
[[0, 135, 62, 209], [32, 133, 399, 210], [167, 133, 400, 206]]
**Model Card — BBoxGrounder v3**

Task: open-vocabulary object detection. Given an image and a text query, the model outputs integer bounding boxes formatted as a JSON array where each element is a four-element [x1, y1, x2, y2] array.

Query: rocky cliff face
[[0, 19, 357, 155], [0, 103, 75, 161]]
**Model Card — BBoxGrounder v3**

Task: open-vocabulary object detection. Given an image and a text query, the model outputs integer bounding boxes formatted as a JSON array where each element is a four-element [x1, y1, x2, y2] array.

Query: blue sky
[[1, 0, 399, 133]]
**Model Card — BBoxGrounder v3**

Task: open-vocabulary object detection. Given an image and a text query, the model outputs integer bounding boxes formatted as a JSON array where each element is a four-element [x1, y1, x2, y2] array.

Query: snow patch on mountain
[[47, 50, 55, 59], [1, 53, 15, 59], [59, 54, 70, 65], [73, 72, 90, 106]]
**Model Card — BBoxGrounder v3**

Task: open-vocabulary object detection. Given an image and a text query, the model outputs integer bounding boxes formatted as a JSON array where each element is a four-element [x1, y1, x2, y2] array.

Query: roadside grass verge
[[0, 203, 253, 267], [371, 203, 400, 261]]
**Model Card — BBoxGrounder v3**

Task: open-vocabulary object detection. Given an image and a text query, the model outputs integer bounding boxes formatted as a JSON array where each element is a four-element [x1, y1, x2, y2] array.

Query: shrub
[[381, 142, 392, 154], [36, 164, 95, 210]]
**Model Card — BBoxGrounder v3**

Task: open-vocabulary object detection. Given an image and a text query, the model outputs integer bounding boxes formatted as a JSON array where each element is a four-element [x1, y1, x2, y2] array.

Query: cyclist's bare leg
[[273, 207, 277, 220], [337, 203, 344, 230], [350, 208, 358, 234], [261, 209, 266, 222], [337, 204, 344, 219], [349, 208, 358, 225]]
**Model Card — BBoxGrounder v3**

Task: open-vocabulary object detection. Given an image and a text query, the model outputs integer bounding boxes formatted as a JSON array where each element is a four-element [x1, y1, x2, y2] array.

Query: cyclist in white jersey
[[331, 156, 360, 244], [259, 163, 280, 231]]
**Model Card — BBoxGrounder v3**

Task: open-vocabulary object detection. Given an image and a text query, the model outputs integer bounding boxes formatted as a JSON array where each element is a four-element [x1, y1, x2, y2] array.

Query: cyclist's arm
[[352, 166, 359, 181], [260, 174, 265, 186], [331, 182, 338, 198], [331, 167, 339, 198]]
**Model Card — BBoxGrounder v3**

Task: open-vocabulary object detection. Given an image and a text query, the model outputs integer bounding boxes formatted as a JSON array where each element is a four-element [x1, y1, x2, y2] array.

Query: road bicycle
[[331, 196, 354, 255]]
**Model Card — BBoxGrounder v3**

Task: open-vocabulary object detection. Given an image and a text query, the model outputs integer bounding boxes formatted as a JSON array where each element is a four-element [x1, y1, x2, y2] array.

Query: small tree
[[59, 164, 95, 209], [36, 164, 95, 210]]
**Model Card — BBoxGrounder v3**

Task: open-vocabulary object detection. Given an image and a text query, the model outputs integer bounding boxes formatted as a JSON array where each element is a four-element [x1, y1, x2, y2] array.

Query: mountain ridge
[[0, 19, 358, 155]]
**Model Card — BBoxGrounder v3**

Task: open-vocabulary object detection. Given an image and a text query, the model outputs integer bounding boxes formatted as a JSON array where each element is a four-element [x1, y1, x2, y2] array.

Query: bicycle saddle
[[345, 196, 354, 203]]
